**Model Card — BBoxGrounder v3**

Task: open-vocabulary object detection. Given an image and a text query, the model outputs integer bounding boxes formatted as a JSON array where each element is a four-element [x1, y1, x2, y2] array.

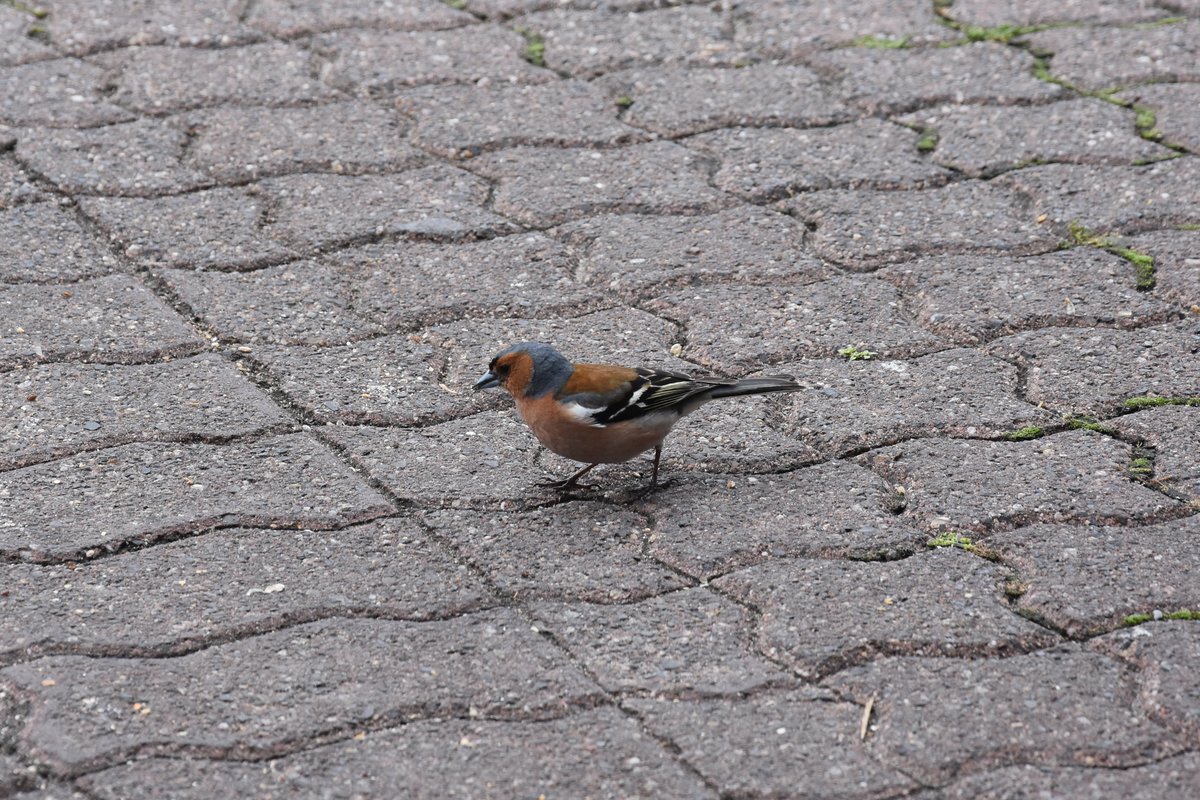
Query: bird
[[473, 342, 803, 493]]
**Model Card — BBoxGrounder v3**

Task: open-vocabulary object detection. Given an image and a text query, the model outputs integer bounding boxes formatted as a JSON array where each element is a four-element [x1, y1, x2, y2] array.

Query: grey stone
[[1118, 228, 1200, 309], [595, 64, 851, 137], [247, 0, 473, 37], [0, 155, 43, 208], [529, 587, 789, 695], [1026, 20, 1200, 91], [878, 249, 1178, 343], [647, 277, 944, 371], [859, 430, 1181, 532], [0, 6, 56, 66], [468, 141, 731, 227], [1109, 406, 1200, 500], [785, 181, 1060, 269], [0, 274, 205, 369], [553, 206, 829, 298], [639, 461, 924, 579], [688, 119, 951, 200], [0, 433, 394, 561], [1119, 83, 1200, 154], [736, 0, 957, 53], [1094, 621, 1200, 741], [774, 348, 1057, 457], [0, 518, 490, 659], [40, 0, 254, 55], [987, 320, 1200, 415], [945, 0, 1170, 25], [0, 201, 116, 283], [0, 59, 132, 127], [1, 609, 599, 772], [935, 754, 1200, 800], [988, 516, 1200, 637], [3, 354, 289, 469]]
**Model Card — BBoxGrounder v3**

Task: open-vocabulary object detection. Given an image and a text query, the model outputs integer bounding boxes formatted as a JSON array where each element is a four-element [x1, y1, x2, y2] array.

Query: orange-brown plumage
[[559, 363, 638, 396]]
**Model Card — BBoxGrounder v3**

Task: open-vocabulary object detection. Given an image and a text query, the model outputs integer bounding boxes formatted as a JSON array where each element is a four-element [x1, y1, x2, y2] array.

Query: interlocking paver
[[40, 0, 254, 55], [1026, 20, 1200, 91], [933, 754, 1200, 800], [687, 119, 952, 200], [1118, 83, 1200, 154], [315, 26, 548, 94], [517, 6, 743, 78], [945, 0, 1169, 25], [1116, 229, 1200, 308], [629, 690, 916, 798], [897, 98, 1171, 177], [247, 0, 473, 37], [811, 42, 1065, 115], [80, 708, 712, 799], [423, 502, 690, 603], [638, 461, 923, 578], [647, 277, 944, 370], [0, 434, 394, 561], [986, 320, 1200, 415], [469, 141, 732, 227], [0, 6, 55, 66], [553, 206, 828, 297], [180, 101, 424, 182], [736, 0, 956, 53], [0, 201, 116, 283], [1110, 406, 1200, 500], [859, 430, 1181, 532], [878, 249, 1178, 343], [14, 119, 210, 196], [827, 647, 1178, 784], [595, 64, 851, 137], [0, 274, 205, 369], [0, 156, 43, 208], [1, 609, 600, 772], [3, 353, 289, 469], [398, 80, 644, 156], [529, 588, 789, 695], [1095, 621, 1200, 740], [0, 518, 489, 660], [998, 159, 1200, 234], [773, 349, 1057, 456], [988, 516, 1200, 637], [785, 181, 1058, 269], [0, 59, 132, 127]]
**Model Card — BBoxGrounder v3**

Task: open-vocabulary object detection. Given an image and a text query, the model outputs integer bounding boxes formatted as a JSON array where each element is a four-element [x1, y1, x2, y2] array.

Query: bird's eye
[[496, 363, 510, 376]]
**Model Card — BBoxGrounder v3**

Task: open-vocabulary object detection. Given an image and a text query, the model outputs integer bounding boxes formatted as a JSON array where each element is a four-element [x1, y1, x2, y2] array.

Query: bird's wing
[[563, 367, 731, 425]]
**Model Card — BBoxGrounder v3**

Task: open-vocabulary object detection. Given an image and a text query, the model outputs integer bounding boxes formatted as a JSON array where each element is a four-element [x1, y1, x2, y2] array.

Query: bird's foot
[[536, 477, 597, 492]]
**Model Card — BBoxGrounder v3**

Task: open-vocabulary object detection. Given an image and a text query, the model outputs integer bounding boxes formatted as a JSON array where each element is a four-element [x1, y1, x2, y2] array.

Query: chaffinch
[[473, 342, 802, 492]]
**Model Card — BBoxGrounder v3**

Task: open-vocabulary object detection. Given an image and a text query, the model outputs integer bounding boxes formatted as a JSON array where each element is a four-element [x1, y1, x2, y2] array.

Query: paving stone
[[0, 156, 44, 208], [1109, 406, 1200, 500], [3, 354, 290, 470], [0, 274, 205, 369], [100, 42, 335, 114], [934, 753, 1200, 800], [397, 80, 644, 157], [0, 518, 489, 659], [647, 277, 944, 371], [988, 516, 1200, 637], [878, 249, 1178, 343], [687, 120, 952, 200], [638, 461, 923, 579], [859, 430, 1181, 533], [987, 320, 1200, 415], [422, 502, 690, 603], [735, 0, 957, 53], [247, 0, 473, 37], [826, 647, 1177, 784], [1026, 20, 1200, 91], [315, 26, 548, 95], [81, 189, 296, 270], [529, 588, 788, 695], [14, 119, 211, 196], [259, 167, 519, 250], [785, 181, 1059, 269], [1094, 621, 1200, 740], [629, 690, 916, 799], [0, 609, 600, 772], [0, 433, 394, 561], [594, 64, 851, 137], [810, 42, 1065, 115], [1118, 229, 1200, 310], [180, 101, 424, 182], [517, 6, 744, 78], [0, 59, 132, 127], [1119, 83, 1200, 154], [774, 349, 1056, 457], [897, 98, 1171, 178], [945, 0, 1170, 25], [39, 0, 254, 54], [553, 206, 828, 298], [0, 6, 56, 66], [0, 201, 116, 283], [716, 549, 1055, 678], [998, 159, 1200, 234], [469, 141, 731, 227], [81, 708, 712, 800]]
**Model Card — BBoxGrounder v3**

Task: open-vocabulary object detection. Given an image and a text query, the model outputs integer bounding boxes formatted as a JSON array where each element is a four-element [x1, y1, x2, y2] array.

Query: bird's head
[[473, 342, 573, 398]]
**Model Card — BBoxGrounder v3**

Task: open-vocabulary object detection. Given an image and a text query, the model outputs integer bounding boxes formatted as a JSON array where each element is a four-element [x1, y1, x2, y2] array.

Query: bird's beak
[[473, 371, 500, 391]]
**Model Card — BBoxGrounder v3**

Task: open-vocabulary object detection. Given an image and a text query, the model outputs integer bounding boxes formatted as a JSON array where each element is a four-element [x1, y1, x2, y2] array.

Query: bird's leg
[[537, 462, 599, 491], [635, 444, 671, 497]]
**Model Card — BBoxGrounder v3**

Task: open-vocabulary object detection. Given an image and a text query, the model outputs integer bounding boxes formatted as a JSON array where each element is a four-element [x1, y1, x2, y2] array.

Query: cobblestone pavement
[[2, 0, 1199, 797]]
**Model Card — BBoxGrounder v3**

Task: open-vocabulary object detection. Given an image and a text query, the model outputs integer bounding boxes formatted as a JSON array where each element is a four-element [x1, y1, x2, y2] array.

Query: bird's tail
[[708, 375, 801, 400]]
